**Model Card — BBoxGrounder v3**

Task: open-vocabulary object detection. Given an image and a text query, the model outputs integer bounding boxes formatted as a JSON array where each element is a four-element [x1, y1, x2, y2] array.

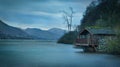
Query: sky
[[0, 0, 93, 30]]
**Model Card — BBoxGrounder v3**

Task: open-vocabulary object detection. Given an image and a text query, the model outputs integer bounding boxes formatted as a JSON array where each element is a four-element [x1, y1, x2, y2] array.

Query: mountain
[[0, 20, 65, 40], [48, 28, 66, 37], [0, 20, 32, 39], [25, 28, 65, 40]]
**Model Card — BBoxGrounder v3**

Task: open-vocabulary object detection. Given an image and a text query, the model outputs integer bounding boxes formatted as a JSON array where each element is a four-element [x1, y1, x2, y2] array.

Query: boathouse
[[75, 28, 116, 52]]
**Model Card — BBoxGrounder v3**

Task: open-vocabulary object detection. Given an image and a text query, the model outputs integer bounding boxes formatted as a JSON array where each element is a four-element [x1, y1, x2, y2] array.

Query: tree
[[57, 31, 77, 44], [62, 7, 75, 31]]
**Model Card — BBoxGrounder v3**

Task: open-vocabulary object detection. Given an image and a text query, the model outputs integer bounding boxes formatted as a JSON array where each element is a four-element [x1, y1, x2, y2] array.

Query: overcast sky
[[0, 0, 93, 30]]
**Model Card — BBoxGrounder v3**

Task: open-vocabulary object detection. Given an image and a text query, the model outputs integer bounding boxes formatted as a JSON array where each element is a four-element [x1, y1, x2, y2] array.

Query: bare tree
[[62, 7, 75, 31]]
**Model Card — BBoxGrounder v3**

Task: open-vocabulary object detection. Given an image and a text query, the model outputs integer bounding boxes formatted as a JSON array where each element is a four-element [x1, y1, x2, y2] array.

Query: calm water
[[0, 40, 120, 67]]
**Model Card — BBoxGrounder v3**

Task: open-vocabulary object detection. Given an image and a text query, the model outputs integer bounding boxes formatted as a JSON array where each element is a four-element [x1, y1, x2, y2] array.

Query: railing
[[75, 38, 99, 46], [76, 38, 87, 44]]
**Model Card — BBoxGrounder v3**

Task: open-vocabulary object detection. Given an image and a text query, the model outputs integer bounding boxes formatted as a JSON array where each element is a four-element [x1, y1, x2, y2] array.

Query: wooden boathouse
[[75, 28, 115, 52]]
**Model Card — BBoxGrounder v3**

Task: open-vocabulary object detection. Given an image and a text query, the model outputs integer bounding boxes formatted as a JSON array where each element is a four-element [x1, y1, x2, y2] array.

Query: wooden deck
[[75, 43, 89, 46], [75, 38, 98, 52]]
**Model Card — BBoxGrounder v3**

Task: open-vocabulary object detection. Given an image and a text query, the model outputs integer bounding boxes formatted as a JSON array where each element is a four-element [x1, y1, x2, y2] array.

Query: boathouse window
[[80, 35, 87, 38]]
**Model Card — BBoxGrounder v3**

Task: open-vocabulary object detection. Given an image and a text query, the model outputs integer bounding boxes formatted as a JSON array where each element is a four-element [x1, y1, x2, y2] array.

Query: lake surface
[[0, 40, 120, 67]]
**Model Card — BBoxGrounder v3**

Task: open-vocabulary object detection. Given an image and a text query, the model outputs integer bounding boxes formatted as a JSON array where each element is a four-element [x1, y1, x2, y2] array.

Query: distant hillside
[[0, 20, 65, 40], [0, 20, 32, 39], [25, 28, 65, 40], [48, 28, 66, 37]]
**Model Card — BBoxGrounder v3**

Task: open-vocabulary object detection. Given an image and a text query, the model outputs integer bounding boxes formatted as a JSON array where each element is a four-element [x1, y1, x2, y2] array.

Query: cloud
[[26, 11, 63, 18], [0, 0, 93, 30]]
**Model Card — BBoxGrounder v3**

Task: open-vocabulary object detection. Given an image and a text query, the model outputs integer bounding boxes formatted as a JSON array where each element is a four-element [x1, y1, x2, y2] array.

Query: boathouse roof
[[80, 28, 116, 35]]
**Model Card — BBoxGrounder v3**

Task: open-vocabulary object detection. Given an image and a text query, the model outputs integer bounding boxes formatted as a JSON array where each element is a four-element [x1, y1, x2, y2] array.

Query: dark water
[[0, 40, 120, 67]]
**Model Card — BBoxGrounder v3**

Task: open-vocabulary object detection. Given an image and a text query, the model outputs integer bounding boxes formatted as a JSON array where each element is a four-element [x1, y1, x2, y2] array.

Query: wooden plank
[[75, 43, 89, 46]]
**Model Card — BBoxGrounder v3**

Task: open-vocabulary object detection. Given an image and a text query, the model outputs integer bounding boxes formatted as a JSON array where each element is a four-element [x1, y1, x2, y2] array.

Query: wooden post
[[87, 34, 90, 45]]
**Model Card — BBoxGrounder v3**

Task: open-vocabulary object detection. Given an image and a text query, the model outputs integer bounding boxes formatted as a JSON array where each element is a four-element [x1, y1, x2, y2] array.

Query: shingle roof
[[80, 28, 116, 35]]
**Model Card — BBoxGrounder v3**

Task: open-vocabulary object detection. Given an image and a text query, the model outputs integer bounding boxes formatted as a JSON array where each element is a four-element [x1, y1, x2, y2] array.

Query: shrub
[[106, 38, 120, 54], [57, 31, 77, 44]]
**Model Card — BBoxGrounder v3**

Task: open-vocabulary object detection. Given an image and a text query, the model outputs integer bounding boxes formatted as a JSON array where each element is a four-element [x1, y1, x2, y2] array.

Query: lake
[[0, 40, 120, 67]]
